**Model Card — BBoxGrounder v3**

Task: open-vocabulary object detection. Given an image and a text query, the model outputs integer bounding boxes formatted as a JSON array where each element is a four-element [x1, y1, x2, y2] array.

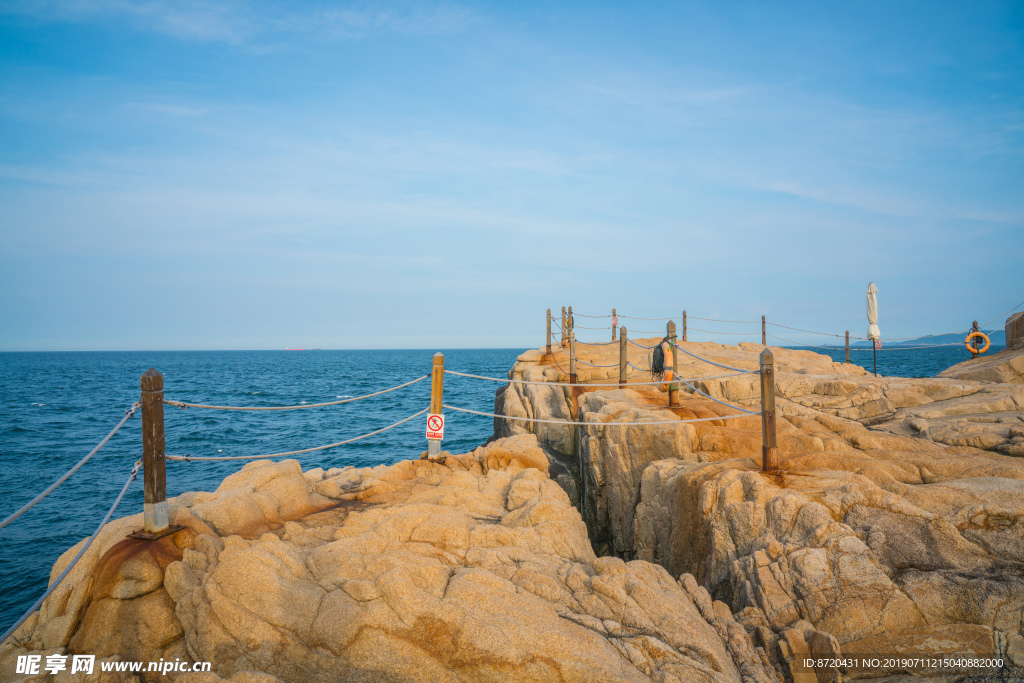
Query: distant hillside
[[851, 330, 1006, 348]]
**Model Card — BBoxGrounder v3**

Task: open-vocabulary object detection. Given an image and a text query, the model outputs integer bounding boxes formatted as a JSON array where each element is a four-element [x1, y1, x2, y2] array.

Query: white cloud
[[0, 0, 476, 44]]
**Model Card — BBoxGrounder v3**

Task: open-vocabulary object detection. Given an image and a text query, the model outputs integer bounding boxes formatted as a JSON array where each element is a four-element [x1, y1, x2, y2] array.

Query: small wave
[[336, 396, 353, 399], [31, 403, 45, 407]]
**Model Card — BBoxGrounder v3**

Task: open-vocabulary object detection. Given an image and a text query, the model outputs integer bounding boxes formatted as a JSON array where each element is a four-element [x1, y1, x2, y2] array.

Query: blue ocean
[[0, 344, 1003, 632]]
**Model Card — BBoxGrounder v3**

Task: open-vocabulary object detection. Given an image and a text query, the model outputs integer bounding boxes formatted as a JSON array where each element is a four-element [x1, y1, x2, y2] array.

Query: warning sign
[[426, 413, 445, 440], [612, 316, 618, 326]]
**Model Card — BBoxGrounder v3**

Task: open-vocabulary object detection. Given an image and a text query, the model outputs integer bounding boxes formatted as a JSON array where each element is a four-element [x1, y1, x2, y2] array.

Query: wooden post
[[428, 353, 444, 459], [141, 369, 168, 534], [760, 349, 778, 472], [611, 308, 617, 341], [762, 315, 766, 346], [561, 307, 567, 347], [546, 308, 552, 356], [568, 315, 577, 384], [845, 331, 850, 364], [971, 320, 980, 358], [667, 321, 678, 407], [683, 310, 687, 342], [619, 326, 627, 388]]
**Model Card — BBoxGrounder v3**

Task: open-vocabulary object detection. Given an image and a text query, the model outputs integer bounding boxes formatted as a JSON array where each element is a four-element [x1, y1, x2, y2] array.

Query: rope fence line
[[445, 369, 730, 388], [687, 326, 759, 336], [573, 325, 612, 330], [167, 409, 429, 462], [671, 343, 756, 373], [1, 460, 141, 644], [575, 359, 620, 368], [573, 306, 1020, 346], [682, 381, 760, 414], [164, 376, 428, 411], [442, 404, 760, 426], [980, 299, 1024, 331], [0, 402, 141, 533], [629, 339, 658, 349], [766, 333, 965, 352]]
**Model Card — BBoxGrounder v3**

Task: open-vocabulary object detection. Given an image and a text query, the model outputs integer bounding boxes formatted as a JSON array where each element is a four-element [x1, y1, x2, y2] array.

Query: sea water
[[0, 344, 1002, 631]]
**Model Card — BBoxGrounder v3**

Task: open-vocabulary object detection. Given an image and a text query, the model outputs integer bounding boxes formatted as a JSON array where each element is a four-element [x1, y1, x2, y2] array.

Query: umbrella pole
[[873, 346, 877, 376]]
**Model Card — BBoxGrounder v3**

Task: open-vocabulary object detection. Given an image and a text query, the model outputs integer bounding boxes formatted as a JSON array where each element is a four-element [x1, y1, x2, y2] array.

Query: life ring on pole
[[659, 369, 675, 393], [965, 331, 990, 354]]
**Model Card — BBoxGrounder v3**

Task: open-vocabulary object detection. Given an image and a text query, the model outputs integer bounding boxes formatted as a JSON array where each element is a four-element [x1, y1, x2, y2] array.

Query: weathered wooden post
[[845, 331, 850, 364], [619, 326, 627, 388], [427, 353, 444, 460], [683, 310, 687, 342], [546, 308, 552, 356], [971, 320, 980, 358], [762, 315, 766, 346], [611, 308, 617, 341], [561, 306, 567, 347], [141, 368, 168, 535], [567, 306, 574, 348], [667, 320, 678, 407], [760, 349, 778, 472], [568, 314, 577, 385]]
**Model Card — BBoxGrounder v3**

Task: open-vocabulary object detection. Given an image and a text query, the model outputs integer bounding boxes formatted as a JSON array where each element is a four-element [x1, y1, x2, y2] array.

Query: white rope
[[576, 359, 620, 368], [671, 343, 754, 373], [167, 409, 428, 461], [767, 322, 853, 338], [164, 376, 428, 411], [629, 339, 658, 349], [1, 460, 141, 644], [0, 403, 140, 532], [576, 340, 619, 346], [574, 325, 611, 330], [687, 315, 760, 324], [687, 326, 760, 336], [980, 299, 1024, 331], [572, 313, 612, 318], [444, 369, 751, 387], [682, 381, 760, 414], [442, 404, 759, 426], [619, 314, 673, 321]]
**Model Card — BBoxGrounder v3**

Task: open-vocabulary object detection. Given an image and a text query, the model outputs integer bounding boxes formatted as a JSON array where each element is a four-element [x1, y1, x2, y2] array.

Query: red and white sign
[[426, 413, 445, 440], [612, 316, 619, 326], [873, 339, 882, 350]]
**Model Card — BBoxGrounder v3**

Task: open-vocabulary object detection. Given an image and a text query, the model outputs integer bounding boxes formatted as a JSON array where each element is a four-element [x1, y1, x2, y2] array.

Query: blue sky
[[0, 1, 1022, 350]]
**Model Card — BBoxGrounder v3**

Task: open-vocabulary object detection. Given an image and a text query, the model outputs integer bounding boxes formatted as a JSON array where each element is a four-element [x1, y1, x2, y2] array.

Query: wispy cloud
[[125, 102, 209, 116], [0, 0, 476, 44]]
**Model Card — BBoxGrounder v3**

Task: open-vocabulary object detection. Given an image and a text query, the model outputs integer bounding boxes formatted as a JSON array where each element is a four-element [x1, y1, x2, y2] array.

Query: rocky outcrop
[[0, 436, 780, 683], [498, 340, 1024, 678], [939, 344, 1024, 385]]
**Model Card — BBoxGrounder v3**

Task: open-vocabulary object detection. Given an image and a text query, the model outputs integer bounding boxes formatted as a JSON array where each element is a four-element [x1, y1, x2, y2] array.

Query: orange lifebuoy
[[659, 369, 676, 392], [965, 331, 990, 354]]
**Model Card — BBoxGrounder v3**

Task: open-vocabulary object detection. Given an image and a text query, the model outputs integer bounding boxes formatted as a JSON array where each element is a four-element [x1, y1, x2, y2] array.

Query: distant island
[[849, 329, 1006, 347]]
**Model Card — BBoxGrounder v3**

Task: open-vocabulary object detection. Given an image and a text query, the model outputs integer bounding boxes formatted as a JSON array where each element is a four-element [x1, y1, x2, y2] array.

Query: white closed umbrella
[[867, 282, 880, 340], [866, 282, 880, 376]]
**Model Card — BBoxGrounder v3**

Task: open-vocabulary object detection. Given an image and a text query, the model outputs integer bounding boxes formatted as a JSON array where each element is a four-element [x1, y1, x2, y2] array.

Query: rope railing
[[573, 325, 612, 330], [629, 339, 658, 349], [167, 409, 428, 462], [164, 376, 429, 411], [0, 402, 140, 532], [682, 381, 760, 414], [442, 404, 759, 426], [575, 359, 620, 368], [671, 342, 756, 373], [445, 368, 751, 387], [571, 306, 1021, 346], [687, 326, 759, 336], [1, 459, 141, 644]]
